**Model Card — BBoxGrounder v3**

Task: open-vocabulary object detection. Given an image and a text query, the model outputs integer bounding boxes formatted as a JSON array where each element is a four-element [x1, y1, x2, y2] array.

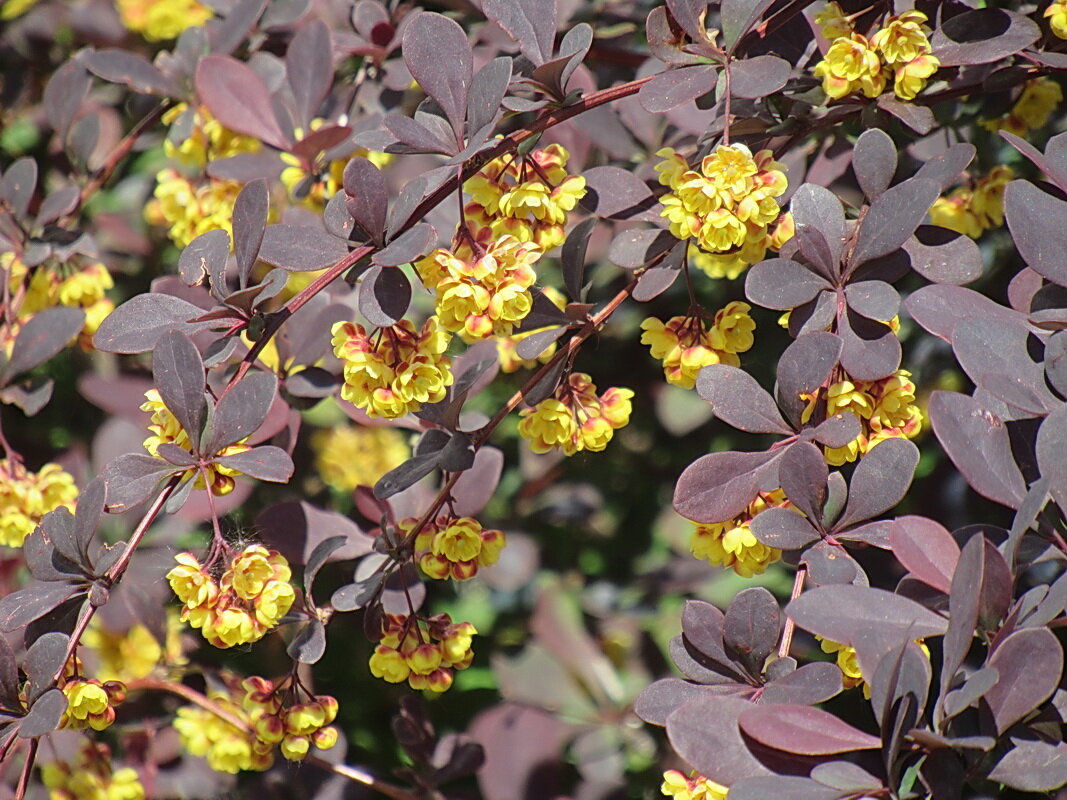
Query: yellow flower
[[62, 678, 124, 731], [813, 2, 851, 39], [175, 693, 271, 773], [411, 516, 506, 580], [641, 305, 755, 389], [818, 636, 865, 690], [983, 77, 1063, 135], [518, 373, 633, 456], [893, 53, 939, 101], [871, 10, 933, 65], [969, 166, 1013, 230], [689, 491, 787, 577], [82, 613, 185, 682], [661, 769, 729, 800], [41, 740, 146, 800], [813, 34, 885, 99], [145, 170, 242, 248], [0, 0, 37, 19], [371, 614, 475, 692], [116, 0, 214, 41], [281, 125, 391, 212], [1047, 0, 1067, 39], [312, 423, 409, 492], [930, 192, 982, 238], [0, 459, 78, 548]]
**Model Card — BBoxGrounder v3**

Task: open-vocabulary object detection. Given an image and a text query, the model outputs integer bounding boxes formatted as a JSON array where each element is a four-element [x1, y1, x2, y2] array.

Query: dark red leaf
[[836, 438, 918, 529], [1, 306, 84, 381], [17, 688, 67, 739], [760, 662, 842, 706], [1005, 179, 1067, 287], [775, 332, 842, 428], [724, 588, 779, 675], [638, 65, 718, 112], [721, 0, 776, 50], [286, 20, 333, 128], [729, 777, 843, 800], [838, 310, 901, 381], [667, 696, 774, 784], [232, 179, 269, 286], [1000, 131, 1067, 195], [844, 280, 899, 322], [179, 228, 230, 287], [633, 265, 680, 301], [402, 13, 471, 139], [931, 9, 1040, 67], [728, 55, 789, 98], [984, 627, 1062, 733], [467, 57, 511, 136], [904, 225, 982, 285], [787, 585, 948, 644], [776, 442, 826, 521], [83, 49, 177, 95], [43, 59, 90, 140], [0, 157, 37, 218], [580, 166, 657, 220], [739, 704, 880, 755], [852, 129, 896, 200], [905, 284, 1025, 344], [358, 265, 411, 326], [913, 143, 976, 192], [674, 450, 780, 523], [153, 331, 206, 447], [214, 445, 293, 483], [344, 157, 388, 244], [374, 223, 435, 267], [482, 0, 556, 66], [696, 365, 791, 435], [195, 55, 290, 150], [889, 516, 958, 594], [988, 739, 1067, 792], [203, 371, 277, 454], [259, 223, 350, 271], [850, 178, 939, 267], [789, 184, 845, 268], [607, 227, 678, 269], [810, 412, 861, 448], [0, 584, 80, 633]]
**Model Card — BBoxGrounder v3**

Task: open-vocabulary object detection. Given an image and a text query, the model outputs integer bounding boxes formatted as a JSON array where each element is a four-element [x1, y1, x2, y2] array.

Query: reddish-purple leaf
[[665, 0, 711, 45], [607, 227, 678, 269], [760, 662, 843, 706], [983, 627, 1063, 733], [905, 284, 1024, 343], [101, 454, 181, 513], [928, 391, 1026, 509], [667, 696, 774, 784], [838, 310, 901, 381], [931, 9, 1040, 67], [745, 258, 830, 311], [789, 184, 845, 268], [728, 55, 789, 98], [674, 450, 780, 523], [889, 516, 958, 594], [581, 166, 657, 220], [84, 49, 177, 96], [853, 129, 896, 199], [913, 143, 976, 192], [402, 13, 471, 139], [844, 280, 899, 322], [374, 223, 435, 267], [482, 0, 556, 66], [1005, 179, 1067, 287], [18, 688, 67, 739], [775, 332, 842, 428], [0, 584, 80, 633], [638, 65, 718, 113], [256, 500, 373, 565], [696, 365, 791, 435], [776, 442, 826, 521], [633, 265, 680, 301], [286, 20, 333, 128], [1, 305, 84, 381], [681, 600, 745, 680], [343, 157, 388, 244], [787, 585, 948, 644], [452, 446, 504, 517], [195, 55, 289, 150], [0, 157, 37, 218], [724, 587, 779, 675], [810, 412, 861, 448], [467, 57, 511, 136], [750, 506, 819, 550], [215, 445, 293, 483], [43, 59, 90, 140], [203, 371, 277, 454], [259, 223, 349, 271], [802, 540, 866, 586], [358, 265, 411, 327], [232, 179, 269, 287], [35, 185, 79, 227], [721, 0, 776, 50], [729, 777, 843, 800], [1000, 131, 1067, 194], [836, 438, 918, 529], [209, 0, 267, 55], [1037, 403, 1067, 513], [851, 178, 939, 268], [287, 619, 326, 664], [739, 704, 881, 755], [988, 739, 1067, 792], [634, 678, 726, 726], [153, 330, 206, 446], [904, 225, 982, 285], [179, 228, 229, 287]]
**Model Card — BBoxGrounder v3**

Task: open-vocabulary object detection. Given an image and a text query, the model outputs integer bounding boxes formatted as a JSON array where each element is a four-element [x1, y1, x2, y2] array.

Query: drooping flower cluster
[[312, 423, 410, 493], [238, 676, 340, 763], [496, 286, 566, 372], [140, 389, 250, 496], [929, 166, 1014, 239], [813, 7, 940, 102], [661, 769, 729, 800], [690, 490, 789, 577], [145, 105, 260, 247], [368, 613, 476, 692], [518, 372, 634, 456], [465, 143, 587, 251], [3, 253, 115, 350], [982, 77, 1064, 137], [173, 685, 271, 774], [404, 515, 506, 581], [656, 144, 790, 279], [82, 611, 186, 683], [60, 667, 126, 732], [1048, 0, 1067, 39], [40, 739, 145, 800], [640, 302, 756, 389], [0, 458, 78, 548], [115, 0, 213, 40], [332, 317, 454, 418], [802, 369, 923, 466], [166, 545, 295, 648], [417, 231, 542, 339]]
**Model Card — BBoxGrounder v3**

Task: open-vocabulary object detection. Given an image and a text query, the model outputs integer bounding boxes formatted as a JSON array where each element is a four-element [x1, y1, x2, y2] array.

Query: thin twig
[[14, 738, 37, 800], [777, 565, 807, 659]]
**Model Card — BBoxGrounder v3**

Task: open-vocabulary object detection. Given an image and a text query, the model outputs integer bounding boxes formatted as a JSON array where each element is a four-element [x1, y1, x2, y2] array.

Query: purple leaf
[[723, 587, 779, 675], [793, 225, 836, 280], [83, 48, 177, 96], [789, 184, 845, 268], [179, 228, 229, 287], [1037, 403, 1067, 513], [467, 57, 511, 135], [928, 391, 1026, 509], [214, 445, 294, 483], [674, 450, 780, 523], [17, 688, 67, 739], [1, 305, 84, 381], [343, 157, 388, 245], [1005, 179, 1067, 287], [23, 632, 69, 703], [787, 585, 948, 644], [482, 0, 556, 66], [0, 157, 37, 218], [232, 179, 269, 287], [836, 438, 918, 529], [904, 225, 983, 285], [287, 619, 326, 664], [374, 453, 440, 500], [802, 541, 866, 586], [775, 332, 842, 428], [1000, 130, 1067, 194], [638, 65, 718, 113], [667, 696, 774, 784], [374, 223, 435, 267], [152, 330, 206, 446], [665, 0, 711, 45], [850, 178, 939, 268], [451, 446, 504, 517], [988, 739, 1067, 792], [852, 129, 896, 200], [35, 185, 80, 227], [838, 311, 900, 381], [776, 442, 826, 521], [739, 704, 880, 755], [195, 55, 290, 150], [745, 258, 830, 311], [877, 96, 934, 134], [286, 20, 333, 128], [811, 413, 860, 448], [952, 316, 1055, 413], [580, 166, 657, 220], [259, 224, 350, 271], [358, 265, 411, 327], [750, 507, 819, 550], [208, 0, 267, 55], [634, 678, 725, 726], [383, 114, 454, 155], [633, 265, 680, 301], [0, 584, 80, 633], [869, 639, 931, 728], [561, 217, 596, 300], [760, 662, 842, 706], [43, 59, 90, 141], [889, 516, 958, 594], [913, 143, 976, 193], [942, 666, 999, 720], [728, 55, 789, 99], [681, 600, 745, 681], [101, 454, 181, 513], [203, 371, 277, 454], [984, 627, 1062, 733], [931, 8, 1040, 67], [730, 777, 843, 800], [696, 365, 791, 434], [331, 572, 385, 612], [844, 280, 899, 322], [607, 227, 678, 269], [0, 635, 17, 709], [721, 0, 776, 50], [905, 284, 1024, 343], [402, 13, 471, 139], [255, 500, 373, 565]]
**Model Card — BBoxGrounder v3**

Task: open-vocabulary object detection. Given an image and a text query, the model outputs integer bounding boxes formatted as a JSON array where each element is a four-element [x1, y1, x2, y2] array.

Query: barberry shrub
[[0, 1, 1066, 799]]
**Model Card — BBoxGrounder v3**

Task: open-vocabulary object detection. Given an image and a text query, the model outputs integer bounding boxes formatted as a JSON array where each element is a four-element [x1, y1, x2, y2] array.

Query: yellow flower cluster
[[145, 105, 260, 247], [656, 144, 789, 278], [116, 0, 213, 41], [238, 676, 340, 762], [690, 490, 787, 577], [982, 77, 1063, 137], [813, 8, 939, 102], [802, 369, 923, 466], [661, 769, 729, 800], [60, 677, 126, 732], [166, 545, 295, 648], [140, 389, 249, 496], [82, 612, 185, 683], [0, 458, 78, 548], [174, 689, 271, 773], [929, 166, 1014, 239], [465, 143, 587, 251], [417, 231, 542, 339], [818, 635, 930, 699], [1048, 0, 1067, 39], [41, 739, 145, 800], [640, 302, 756, 389], [496, 286, 566, 372], [518, 372, 634, 456], [312, 423, 410, 493], [280, 120, 392, 213], [331, 318, 454, 419], [405, 515, 506, 580], [3, 253, 115, 350], [368, 613, 476, 692]]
